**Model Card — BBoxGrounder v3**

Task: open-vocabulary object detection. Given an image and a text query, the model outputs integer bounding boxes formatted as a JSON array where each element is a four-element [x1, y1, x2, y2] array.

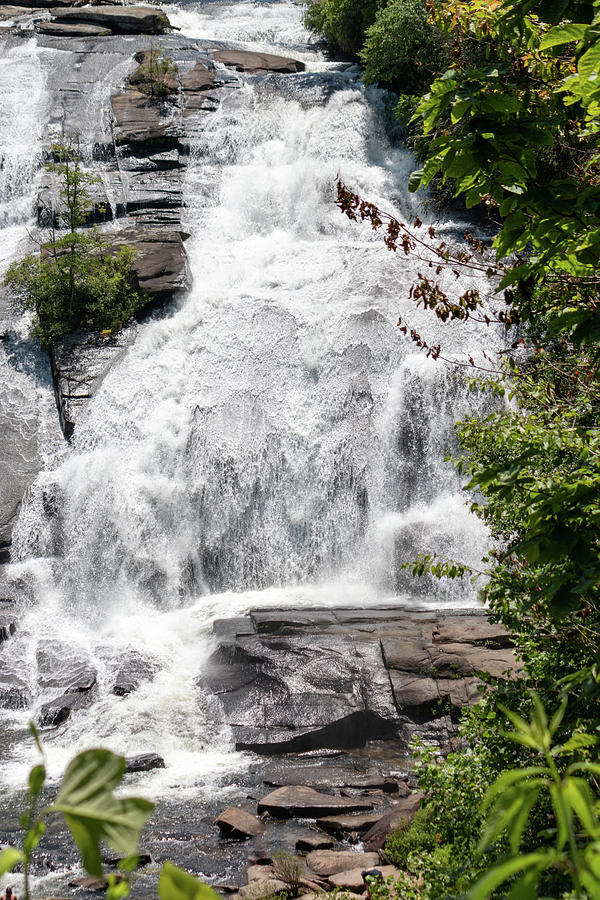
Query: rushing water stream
[[0, 0, 500, 850]]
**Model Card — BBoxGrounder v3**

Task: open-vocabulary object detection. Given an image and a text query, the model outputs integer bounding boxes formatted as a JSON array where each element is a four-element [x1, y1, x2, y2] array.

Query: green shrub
[[5, 238, 146, 348], [303, 0, 383, 55], [384, 805, 440, 867], [360, 0, 448, 92]]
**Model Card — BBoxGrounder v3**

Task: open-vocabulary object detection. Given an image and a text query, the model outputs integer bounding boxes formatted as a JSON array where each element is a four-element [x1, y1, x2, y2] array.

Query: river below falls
[[0, 0, 502, 893]]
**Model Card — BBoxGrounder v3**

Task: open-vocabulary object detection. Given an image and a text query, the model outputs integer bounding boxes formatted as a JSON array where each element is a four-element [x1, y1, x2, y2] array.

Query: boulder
[[238, 878, 287, 900], [104, 852, 151, 867], [316, 813, 383, 839], [214, 807, 266, 839], [306, 851, 379, 877], [296, 834, 337, 852], [36, 643, 96, 693], [112, 651, 157, 696], [327, 868, 366, 894], [362, 795, 421, 852], [51, 6, 170, 34], [125, 753, 165, 773], [39, 691, 93, 727], [213, 49, 305, 75], [112, 228, 190, 299], [257, 786, 374, 819]]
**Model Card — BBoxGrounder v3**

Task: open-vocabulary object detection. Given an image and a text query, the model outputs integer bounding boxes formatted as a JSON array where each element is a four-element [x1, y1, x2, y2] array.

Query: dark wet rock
[[213, 49, 305, 75], [0, 672, 29, 709], [205, 608, 517, 755], [305, 850, 380, 877], [257, 786, 374, 819], [36, 21, 111, 36], [104, 852, 152, 867], [296, 834, 337, 852], [69, 874, 124, 892], [203, 629, 400, 755], [51, 328, 136, 439], [39, 691, 94, 727], [36, 643, 96, 693], [315, 813, 383, 839], [0, 602, 17, 645], [214, 807, 266, 840], [51, 6, 170, 35], [362, 794, 421, 851], [125, 753, 165, 773], [112, 652, 158, 696]]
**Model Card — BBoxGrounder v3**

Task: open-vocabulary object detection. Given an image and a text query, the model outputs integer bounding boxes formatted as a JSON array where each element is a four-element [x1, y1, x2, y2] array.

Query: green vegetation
[[135, 42, 178, 97], [3, 143, 146, 349], [0, 724, 220, 900], [306, 0, 600, 895]]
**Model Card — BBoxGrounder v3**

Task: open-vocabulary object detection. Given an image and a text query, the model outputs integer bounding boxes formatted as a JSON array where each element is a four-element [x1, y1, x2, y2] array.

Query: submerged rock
[[39, 691, 94, 727], [125, 753, 165, 773]]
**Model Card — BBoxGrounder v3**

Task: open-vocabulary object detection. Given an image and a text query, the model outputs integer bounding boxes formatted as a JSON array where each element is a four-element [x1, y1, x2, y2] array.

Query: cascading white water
[[1, 0, 501, 795]]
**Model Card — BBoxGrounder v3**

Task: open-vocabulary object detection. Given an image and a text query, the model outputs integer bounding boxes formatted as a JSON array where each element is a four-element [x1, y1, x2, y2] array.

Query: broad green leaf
[[408, 168, 424, 193], [479, 785, 541, 853], [0, 848, 25, 876], [483, 767, 548, 808], [465, 851, 561, 900], [563, 776, 600, 835], [540, 22, 588, 48], [29, 764, 46, 798], [50, 749, 154, 877], [158, 862, 221, 900], [555, 732, 599, 755]]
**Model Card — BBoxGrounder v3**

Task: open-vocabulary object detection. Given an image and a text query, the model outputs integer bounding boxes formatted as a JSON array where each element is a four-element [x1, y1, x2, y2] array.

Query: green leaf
[[408, 168, 424, 193], [0, 848, 25, 876], [158, 863, 222, 900], [50, 749, 154, 877], [465, 851, 561, 900], [540, 22, 588, 48], [29, 764, 46, 798], [555, 732, 599, 755]]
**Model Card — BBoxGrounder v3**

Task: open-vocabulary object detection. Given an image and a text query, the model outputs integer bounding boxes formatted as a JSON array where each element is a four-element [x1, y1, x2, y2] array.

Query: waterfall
[[0, 0, 500, 796]]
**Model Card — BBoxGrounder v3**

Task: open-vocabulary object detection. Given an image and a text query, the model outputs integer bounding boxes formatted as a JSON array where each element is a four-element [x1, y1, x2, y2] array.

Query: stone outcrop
[[50, 6, 170, 34], [362, 794, 422, 851], [202, 607, 518, 755]]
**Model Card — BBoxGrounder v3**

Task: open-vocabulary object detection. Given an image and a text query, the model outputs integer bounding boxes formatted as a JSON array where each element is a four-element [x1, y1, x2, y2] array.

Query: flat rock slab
[[306, 850, 380, 877], [37, 21, 110, 36], [51, 6, 170, 34], [263, 766, 402, 794], [296, 834, 337, 852], [257, 786, 374, 819], [316, 813, 383, 837], [111, 90, 181, 145], [238, 878, 287, 900], [213, 49, 305, 74], [215, 807, 266, 839]]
